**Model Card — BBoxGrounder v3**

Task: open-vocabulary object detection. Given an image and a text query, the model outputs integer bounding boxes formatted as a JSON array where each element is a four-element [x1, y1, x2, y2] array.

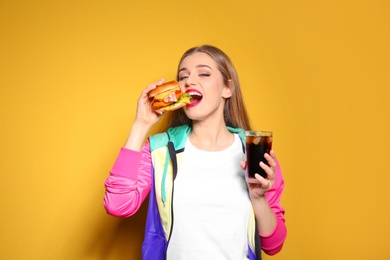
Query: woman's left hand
[[241, 150, 277, 199]]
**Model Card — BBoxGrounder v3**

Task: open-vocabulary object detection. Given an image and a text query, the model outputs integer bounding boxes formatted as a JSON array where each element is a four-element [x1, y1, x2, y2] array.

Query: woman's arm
[[124, 79, 166, 151], [257, 160, 287, 255], [104, 140, 153, 217], [245, 151, 287, 255], [103, 79, 166, 217]]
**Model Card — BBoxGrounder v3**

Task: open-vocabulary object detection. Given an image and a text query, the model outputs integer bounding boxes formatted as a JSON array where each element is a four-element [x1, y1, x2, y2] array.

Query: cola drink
[[245, 131, 273, 179]]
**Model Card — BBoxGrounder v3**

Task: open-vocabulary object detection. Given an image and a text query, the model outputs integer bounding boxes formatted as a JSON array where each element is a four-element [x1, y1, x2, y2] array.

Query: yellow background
[[1, 0, 389, 259]]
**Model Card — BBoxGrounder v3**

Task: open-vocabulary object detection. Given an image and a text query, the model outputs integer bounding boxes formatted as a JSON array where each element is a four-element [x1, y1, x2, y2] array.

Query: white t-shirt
[[166, 134, 251, 260]]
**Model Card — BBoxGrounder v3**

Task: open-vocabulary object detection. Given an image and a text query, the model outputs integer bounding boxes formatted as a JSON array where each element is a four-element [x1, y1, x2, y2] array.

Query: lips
[[186, 89, 203, 108]]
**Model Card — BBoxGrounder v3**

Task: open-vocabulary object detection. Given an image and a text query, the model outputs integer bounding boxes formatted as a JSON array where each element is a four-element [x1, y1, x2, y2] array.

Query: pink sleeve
[[103, 139, 152, 218], [260, 160, 287, 255]]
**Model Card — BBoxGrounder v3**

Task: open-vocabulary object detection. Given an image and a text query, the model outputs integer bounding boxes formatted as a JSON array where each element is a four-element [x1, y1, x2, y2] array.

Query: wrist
[[133, 120, 153, 131], [250, 192, 268, 203], [124, 121, 151, 151]]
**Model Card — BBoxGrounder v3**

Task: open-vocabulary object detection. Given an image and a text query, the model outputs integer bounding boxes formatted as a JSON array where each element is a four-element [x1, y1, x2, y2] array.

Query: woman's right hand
[[124, 79, 166, 151], [134, 78, 165, 127]]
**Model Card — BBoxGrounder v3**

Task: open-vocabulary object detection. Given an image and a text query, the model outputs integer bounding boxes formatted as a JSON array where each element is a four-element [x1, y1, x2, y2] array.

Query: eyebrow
[[178, 64, 212, 72]]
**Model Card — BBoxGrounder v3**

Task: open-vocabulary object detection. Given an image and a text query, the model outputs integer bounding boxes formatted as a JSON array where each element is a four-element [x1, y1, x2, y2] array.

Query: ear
[[222, 82, 233, 98]]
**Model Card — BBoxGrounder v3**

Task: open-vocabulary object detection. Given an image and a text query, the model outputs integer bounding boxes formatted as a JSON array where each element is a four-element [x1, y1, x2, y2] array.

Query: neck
[[189, 119, 234, 151]]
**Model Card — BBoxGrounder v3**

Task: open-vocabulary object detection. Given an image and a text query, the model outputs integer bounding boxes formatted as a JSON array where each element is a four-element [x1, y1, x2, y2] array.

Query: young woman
[[104, 45, 287, 260]]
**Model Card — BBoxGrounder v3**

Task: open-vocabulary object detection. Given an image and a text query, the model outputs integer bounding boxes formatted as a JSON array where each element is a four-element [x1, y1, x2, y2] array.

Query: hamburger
[[148, 80, 191, 114]]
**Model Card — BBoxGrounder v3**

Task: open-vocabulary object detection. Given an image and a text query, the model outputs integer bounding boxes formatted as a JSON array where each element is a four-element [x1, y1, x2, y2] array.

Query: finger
[[144, 78, 166, 94], [260, 161, 275, 180], [264, 153, 276, 172], [254, 173, 273, 191], [254, 173, 268, 186], [155, 78, 165, 86]]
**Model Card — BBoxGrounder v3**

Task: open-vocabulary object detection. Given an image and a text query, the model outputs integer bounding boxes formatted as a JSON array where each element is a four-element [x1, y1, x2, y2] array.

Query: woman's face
[[178, 52, 232, 122]]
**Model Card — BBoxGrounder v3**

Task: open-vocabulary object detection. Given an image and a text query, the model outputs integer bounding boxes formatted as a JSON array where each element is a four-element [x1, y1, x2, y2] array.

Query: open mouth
[[186, 90, 203, 107]]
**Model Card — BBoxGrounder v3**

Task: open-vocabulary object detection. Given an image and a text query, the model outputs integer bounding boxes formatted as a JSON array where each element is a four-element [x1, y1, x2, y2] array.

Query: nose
[[185, 73, 197, 88]]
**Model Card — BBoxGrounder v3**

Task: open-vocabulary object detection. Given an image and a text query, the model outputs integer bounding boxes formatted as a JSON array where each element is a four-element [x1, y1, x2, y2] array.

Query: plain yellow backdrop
[[1, 0, 389, 259]]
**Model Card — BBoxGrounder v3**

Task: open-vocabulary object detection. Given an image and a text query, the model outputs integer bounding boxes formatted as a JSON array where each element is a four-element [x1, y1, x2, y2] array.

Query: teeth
[[188, 92, 202, 97]]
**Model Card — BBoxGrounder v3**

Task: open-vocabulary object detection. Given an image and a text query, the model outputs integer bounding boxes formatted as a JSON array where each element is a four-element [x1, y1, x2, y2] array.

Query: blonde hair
[[166, 45, 251, 130]]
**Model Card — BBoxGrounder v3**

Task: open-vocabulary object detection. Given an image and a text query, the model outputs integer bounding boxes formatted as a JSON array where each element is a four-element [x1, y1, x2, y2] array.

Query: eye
[[178, 75, 188, 81], [199, 73, 210, 77]]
